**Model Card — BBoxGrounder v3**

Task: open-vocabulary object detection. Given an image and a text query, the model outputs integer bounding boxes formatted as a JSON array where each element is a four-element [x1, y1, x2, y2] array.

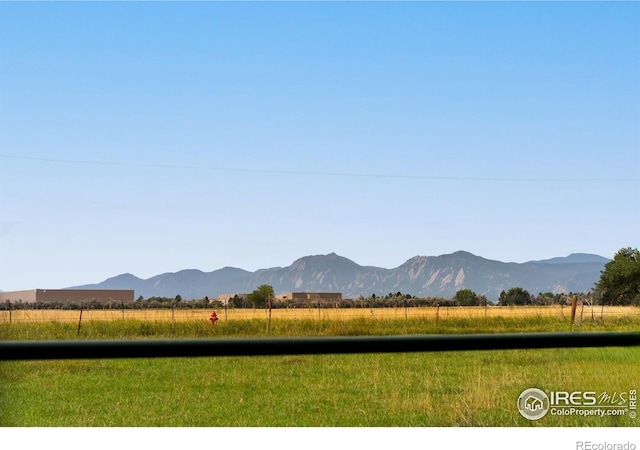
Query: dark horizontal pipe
[[1, 332, 639, 361]]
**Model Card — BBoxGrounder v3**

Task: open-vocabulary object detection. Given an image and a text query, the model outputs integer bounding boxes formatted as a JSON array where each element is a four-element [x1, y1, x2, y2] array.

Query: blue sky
[[1, 2, 639, 291]]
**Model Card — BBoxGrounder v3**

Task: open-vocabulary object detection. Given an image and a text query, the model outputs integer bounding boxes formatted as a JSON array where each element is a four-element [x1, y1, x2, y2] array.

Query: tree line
[[226, 286, 594, 309], [1, 296, 224, 311]]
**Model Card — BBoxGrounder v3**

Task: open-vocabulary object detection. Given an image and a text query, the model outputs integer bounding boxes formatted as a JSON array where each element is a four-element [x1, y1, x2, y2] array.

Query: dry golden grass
[[1, 305, 638, 324]]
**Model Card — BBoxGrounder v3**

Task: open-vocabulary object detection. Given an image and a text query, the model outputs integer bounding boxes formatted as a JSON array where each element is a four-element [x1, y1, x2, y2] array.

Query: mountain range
[[68, 251, 610, 301]]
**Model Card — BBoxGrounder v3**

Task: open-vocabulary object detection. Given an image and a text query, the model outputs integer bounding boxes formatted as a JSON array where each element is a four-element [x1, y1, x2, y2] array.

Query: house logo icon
[[518, 388, 550, 420], [525, 395, 544, 411]]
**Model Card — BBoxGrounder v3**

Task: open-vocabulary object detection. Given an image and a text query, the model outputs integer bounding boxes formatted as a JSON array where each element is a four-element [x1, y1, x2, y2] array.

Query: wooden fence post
[[267, 295, 273, 334], [77, 303, 84, 335], [571, 295, 578, 326]]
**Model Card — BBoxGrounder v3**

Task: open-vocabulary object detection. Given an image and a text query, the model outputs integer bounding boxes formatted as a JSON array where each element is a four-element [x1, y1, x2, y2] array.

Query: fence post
[[571, 295, 578, 326], [8, 300, 12, 324], [436, 304, 440, 330], [121, 301, 125, 320], [77, 303, 84, 335], [267, 295, 273, 334]]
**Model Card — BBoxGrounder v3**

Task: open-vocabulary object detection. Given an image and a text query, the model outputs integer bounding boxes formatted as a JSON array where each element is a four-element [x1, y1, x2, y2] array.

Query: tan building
[[275, 292, 343, 306], [217, 293, 248, 306], [0, 289, 134, 305]]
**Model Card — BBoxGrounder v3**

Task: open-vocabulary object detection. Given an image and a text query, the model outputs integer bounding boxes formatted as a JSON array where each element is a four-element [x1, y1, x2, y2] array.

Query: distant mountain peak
[[451, 250, 475, 256], [104, 273, 143, 282], [296, 252, 342, 260], [289, 252, 360, 272], [534, 253, 611, 265]]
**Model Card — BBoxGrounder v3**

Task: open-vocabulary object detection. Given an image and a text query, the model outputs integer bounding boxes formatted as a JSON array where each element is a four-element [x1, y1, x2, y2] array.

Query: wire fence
[[1, 304, 638, 324]]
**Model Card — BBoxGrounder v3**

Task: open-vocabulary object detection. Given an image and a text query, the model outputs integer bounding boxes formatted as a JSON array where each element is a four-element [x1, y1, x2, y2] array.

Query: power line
[[1, 152, 638, 183]]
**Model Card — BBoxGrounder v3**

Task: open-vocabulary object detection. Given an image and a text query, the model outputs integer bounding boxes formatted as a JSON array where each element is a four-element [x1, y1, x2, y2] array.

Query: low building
[[0, 289, 135, 306], [275, 292, 343, 307], [218, 293, 248, 306]]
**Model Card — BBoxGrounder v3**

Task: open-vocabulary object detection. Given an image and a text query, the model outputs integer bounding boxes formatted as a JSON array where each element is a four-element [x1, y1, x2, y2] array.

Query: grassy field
[[2, 314, 640, 341], [1, 347, 638, 426], [1, 305, 637, 324], [1, 311, 639, 427]]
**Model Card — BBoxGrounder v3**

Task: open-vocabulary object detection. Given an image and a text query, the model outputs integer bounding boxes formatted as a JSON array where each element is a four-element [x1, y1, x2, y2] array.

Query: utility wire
[[1, 152, 638, 183]]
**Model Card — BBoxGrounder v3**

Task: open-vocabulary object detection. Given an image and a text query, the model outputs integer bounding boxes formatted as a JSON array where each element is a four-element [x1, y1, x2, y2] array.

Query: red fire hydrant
[[209, 311, 219, 325]]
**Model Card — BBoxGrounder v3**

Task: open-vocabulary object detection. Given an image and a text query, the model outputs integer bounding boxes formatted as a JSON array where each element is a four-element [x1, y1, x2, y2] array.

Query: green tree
[[230, 294, 244, 308], [499, 287, 532, 306], [455, 289, 479, 306], [534, 292, 556, 306], [594, 247, 640, 306], [247, 285, 274, 308]]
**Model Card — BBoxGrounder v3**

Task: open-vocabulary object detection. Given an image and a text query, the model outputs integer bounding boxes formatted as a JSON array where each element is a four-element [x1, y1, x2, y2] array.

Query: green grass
[[1, 316, 639, 427], [1, 348, 638, 426], [1, 315, 638, 340]]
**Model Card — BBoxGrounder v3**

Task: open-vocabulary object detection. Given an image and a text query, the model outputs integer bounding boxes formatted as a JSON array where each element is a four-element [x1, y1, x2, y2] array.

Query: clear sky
[[0, 1, 639, 291]]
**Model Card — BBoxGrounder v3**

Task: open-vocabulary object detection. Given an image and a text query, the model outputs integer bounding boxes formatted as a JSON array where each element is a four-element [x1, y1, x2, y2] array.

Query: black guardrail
[[1, 332, 639, 360]]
